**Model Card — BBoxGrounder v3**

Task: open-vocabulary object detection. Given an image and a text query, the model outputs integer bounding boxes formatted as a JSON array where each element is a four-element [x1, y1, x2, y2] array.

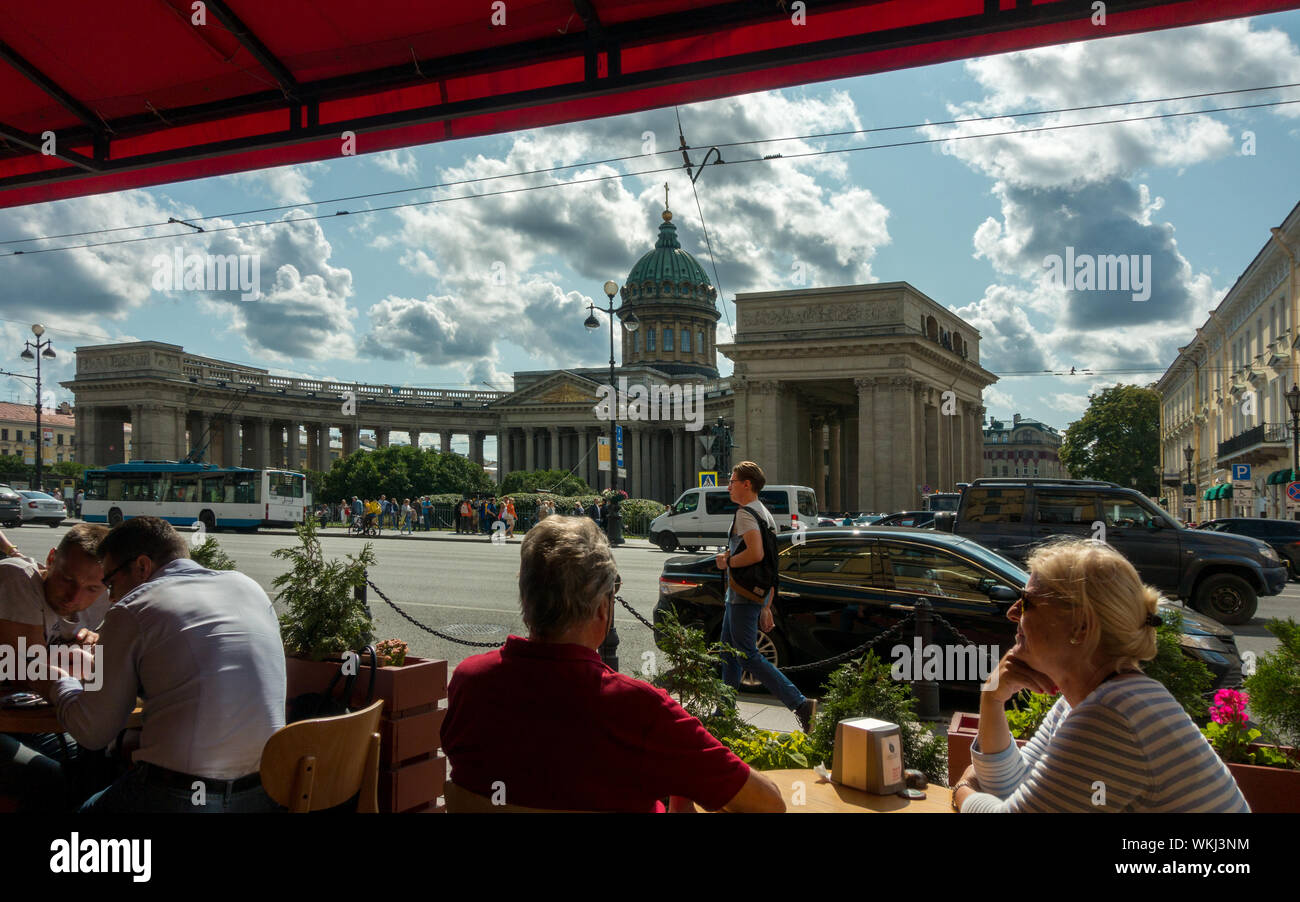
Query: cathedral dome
[[621, 210, 718, 310]]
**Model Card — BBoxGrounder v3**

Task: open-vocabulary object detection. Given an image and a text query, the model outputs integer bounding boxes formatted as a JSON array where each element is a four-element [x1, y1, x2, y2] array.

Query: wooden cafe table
[[757, 769, 954, 813], [0, 701, 144, 734]]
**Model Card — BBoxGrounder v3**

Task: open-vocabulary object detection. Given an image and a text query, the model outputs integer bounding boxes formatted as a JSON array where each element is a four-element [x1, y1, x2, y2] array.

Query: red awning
[[0, 0, 1295, 208]]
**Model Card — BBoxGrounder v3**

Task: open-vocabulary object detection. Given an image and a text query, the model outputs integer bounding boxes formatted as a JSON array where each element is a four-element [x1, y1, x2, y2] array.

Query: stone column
[[287, 422, 300, 471], [498, 429, 510, 483], [671, 428, 683, 500], [223, 415, 241, 468], [375, 427, 389, 448], [586, 427, 599, 489], [76, 406, 95, 466], [731, 378, 749, 458], [471, 431, 484, 466], [548, 426, 559, 471], [342, 424, 359, 456], [268, 423, 284, 468], [855, 378, 875, 512], [255, 418, 271, 469], [408, 429, 420, 449], [624, 425, 636, 497], [829, 417, 843, 512], [318, 424, 333, 470], [173, 407, 188, 460], [441, 430, 454, 455]]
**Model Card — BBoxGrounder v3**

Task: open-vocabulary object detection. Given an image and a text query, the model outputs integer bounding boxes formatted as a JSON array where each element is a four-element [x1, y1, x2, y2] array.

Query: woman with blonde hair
[[953, 538, 1247, 813]]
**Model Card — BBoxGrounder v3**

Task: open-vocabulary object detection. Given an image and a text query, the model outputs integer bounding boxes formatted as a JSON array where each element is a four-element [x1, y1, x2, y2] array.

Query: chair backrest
[[260, 699, 384, 812], [444, 780, 596, 813]]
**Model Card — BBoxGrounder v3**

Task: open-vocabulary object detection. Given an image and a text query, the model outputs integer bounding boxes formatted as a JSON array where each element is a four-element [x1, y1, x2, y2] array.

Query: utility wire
[[8, 93, 1299, 260], [2, 80, 1300, 250]]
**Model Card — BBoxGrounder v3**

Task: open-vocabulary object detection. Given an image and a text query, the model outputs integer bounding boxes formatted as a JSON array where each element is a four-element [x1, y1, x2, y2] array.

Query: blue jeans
[[80, 763, 282, 813], [720, 601, 805, 711]]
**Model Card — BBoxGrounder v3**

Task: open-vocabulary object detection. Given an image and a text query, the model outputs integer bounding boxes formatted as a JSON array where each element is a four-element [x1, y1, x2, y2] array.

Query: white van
[[649, 485, 819, 552]]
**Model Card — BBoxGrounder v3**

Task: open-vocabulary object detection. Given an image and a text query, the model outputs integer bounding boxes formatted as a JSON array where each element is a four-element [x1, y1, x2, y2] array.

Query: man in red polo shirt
[[441, 516, 784, 812]]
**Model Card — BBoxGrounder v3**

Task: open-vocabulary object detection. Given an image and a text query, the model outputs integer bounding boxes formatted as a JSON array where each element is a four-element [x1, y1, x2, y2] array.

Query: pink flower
[[1208, 688, 1250, 725]]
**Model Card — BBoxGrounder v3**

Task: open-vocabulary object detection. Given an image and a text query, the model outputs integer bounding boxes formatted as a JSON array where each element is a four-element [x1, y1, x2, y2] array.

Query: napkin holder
[[832, 717, 904, 794]]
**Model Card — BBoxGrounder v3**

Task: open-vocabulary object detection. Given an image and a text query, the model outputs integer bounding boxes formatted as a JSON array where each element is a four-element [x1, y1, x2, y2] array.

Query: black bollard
[[599, 623, 620, 671], [606, 497, 625, 546], [913, 596, 941, 721]]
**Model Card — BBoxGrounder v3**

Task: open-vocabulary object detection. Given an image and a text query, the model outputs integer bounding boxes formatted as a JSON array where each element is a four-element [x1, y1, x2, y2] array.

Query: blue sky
[[5, 11, 1300, 449]]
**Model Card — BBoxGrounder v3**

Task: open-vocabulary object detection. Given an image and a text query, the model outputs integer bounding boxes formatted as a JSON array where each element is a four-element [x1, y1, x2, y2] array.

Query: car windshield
[[944, 537, 1028, 585]]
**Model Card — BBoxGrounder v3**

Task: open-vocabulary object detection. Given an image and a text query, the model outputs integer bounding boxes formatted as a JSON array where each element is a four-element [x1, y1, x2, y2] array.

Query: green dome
[[621, 210, 717, 308]]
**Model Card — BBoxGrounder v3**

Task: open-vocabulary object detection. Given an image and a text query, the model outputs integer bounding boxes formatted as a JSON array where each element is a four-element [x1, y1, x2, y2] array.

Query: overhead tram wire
[[676, 106, 732, 332], [5, 79, 1299, 248], [5, 94, 1300, 259]]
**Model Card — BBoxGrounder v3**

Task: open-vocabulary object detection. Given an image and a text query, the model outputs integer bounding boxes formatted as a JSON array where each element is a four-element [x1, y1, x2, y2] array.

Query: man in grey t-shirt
[[714, 461, 814, 733]]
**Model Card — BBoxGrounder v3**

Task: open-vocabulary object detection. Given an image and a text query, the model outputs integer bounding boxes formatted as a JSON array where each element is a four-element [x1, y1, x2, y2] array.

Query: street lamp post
[[20, 324, 56, 493], [1286, 385, 1300, 521], [585, 282, 638, 670], [1183, 443, 1195, 522]]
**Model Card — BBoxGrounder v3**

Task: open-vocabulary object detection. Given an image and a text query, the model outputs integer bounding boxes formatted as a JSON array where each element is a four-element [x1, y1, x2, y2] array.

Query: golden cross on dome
[[664, 182, 669, 211]]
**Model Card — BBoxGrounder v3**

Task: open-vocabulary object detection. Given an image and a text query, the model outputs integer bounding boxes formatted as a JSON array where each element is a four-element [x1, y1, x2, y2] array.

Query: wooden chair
[[260, 700, 384, 813], [444, 780, 595, 813]]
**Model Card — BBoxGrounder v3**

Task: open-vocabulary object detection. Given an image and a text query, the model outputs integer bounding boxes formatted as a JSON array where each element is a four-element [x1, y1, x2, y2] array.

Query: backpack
[[727, 504, 779, 604]]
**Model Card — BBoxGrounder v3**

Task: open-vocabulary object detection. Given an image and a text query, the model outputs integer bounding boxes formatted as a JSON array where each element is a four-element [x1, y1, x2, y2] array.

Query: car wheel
[[684, 545, 701, 553], [1192, 573, 1258, 626], [48, 521, 60, 528], [108, 508, 123, 527], [740, 628, 789, 691], [657, 532, 678, 553]]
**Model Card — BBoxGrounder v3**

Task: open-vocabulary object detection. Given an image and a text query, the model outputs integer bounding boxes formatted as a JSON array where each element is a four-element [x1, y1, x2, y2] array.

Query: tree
[[500, 468, 591, 496], [1058, 384, 1160, 494], [322, 446, 493, 501]]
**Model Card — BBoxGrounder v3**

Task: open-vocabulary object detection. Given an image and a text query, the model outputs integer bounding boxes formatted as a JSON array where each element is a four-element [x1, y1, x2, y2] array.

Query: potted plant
[[1207, 619, 1300, 812], [809, 652, 947, 785], [276, 515, 448, 812]]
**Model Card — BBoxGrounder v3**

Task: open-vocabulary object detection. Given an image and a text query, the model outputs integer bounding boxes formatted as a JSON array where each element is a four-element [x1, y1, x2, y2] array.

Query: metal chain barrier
[[929, 610, 979, 647], [777, 612, 916, 673], [366, 578, 505, 648], [616, 595, 655, 630]]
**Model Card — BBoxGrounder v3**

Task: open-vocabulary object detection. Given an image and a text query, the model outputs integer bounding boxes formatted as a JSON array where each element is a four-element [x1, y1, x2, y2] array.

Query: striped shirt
[[963, 675, 1249, 813]]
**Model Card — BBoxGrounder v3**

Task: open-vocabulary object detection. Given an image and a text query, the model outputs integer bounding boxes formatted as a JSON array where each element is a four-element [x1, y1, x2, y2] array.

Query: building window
[[0, 429, 6, 441], [698, 330, 704, 354], [682, 330, 691, 352], [647, 329, 656, 351], [57, 434, 64, 446], [664, 328, 673, 351], [57, 453, 63, 462]]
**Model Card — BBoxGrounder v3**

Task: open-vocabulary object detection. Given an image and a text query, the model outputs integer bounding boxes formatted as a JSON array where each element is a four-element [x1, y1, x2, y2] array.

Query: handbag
[[287, 645, 378, 722]]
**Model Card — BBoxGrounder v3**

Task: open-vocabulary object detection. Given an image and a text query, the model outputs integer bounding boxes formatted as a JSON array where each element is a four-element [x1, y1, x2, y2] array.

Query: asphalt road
[[8, 524, 1296, 689]]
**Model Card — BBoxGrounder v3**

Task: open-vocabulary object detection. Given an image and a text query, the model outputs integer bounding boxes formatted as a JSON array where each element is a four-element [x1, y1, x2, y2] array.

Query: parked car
[[953, 478, 1287, 625], [648, 485, 818, 552], [1199, 518, 1300, 580], [0, 484, 21, 528], [655, 527, 1244, 692], [873, 510, 936, 528], [18, 490, 67, 527]]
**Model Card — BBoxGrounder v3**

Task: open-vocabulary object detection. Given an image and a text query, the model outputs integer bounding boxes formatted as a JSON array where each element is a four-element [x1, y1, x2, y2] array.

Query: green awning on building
[[1268, 467, 1298, 485], [1205, 484, 1233, 500]]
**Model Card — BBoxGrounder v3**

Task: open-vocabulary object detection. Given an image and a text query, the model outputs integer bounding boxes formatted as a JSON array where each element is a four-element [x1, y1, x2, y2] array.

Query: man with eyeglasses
[[442, 515, 784, 812], [31, 516, 285, 812]]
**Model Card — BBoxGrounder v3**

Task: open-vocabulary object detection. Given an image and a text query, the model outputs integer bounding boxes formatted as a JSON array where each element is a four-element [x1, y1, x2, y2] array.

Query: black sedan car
[[655, 527, 1244, 692], [1199, 518, 1300, 579]]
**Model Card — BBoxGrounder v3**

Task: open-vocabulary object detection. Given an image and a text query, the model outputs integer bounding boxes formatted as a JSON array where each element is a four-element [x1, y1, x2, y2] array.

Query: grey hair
[[519, 516, 617, 640]]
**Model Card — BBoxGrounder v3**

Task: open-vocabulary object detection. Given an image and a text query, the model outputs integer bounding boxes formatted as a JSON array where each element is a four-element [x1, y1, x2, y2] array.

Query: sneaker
[[795, 698, 817, 734]]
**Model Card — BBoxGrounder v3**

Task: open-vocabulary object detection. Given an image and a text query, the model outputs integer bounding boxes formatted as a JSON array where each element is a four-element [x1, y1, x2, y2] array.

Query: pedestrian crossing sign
[[699, 471, 718, 487]]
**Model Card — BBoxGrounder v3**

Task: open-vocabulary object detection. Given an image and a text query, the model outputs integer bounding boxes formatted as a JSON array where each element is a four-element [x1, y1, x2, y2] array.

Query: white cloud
[[371, 149, 420, 180]]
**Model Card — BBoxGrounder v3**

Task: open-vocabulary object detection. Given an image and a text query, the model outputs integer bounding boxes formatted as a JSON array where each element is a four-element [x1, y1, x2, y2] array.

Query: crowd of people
[[0, 457, 1255, 813]]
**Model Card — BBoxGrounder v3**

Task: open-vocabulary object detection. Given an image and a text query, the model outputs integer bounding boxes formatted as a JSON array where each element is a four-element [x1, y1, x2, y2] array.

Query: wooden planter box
[[949, 712, 1300, 811], [285, 653, 448, 812], [1227, 746, 1300, 813], [946, 712, 1028, 785]]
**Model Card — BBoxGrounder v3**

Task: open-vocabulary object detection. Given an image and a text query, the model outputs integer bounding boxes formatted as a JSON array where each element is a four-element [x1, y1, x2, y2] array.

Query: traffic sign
[[598, 436, 610, 472], [1287, 481, 1300, 503], [699, 471, 718, 487], [700, 453, 716, 470], [615, 425, 624, 468], [1232, 464, 1251, 481]]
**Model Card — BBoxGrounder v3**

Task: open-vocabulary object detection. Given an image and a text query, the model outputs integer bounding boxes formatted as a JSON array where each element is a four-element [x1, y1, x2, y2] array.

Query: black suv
[[1199, 518, 1300, 579], [953, 478, 1287, 625]]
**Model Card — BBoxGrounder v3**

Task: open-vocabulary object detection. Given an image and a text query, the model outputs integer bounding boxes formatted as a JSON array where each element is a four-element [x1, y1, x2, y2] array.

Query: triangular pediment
[[495, 370, 603, 407]]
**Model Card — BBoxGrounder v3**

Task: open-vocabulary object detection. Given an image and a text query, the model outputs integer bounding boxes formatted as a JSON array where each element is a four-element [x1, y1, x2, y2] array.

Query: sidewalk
[[261, 524, 659, 549]]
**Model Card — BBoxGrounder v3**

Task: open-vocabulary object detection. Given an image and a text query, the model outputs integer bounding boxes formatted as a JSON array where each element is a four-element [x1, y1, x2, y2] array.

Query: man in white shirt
[[34, 517, 286, 812]]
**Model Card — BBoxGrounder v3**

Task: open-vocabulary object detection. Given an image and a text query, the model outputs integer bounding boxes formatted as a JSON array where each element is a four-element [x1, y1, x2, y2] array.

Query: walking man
[[715, 461, 816, 733]]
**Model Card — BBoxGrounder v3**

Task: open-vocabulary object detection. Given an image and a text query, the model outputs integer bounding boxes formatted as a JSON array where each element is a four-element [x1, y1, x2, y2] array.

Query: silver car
[[0, 484, 20, 528], [18, 490, 66, 527]]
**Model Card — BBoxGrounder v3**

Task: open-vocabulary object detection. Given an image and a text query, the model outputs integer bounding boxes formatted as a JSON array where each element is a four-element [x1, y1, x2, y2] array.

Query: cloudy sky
[[4, 11, 1300, 452]]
